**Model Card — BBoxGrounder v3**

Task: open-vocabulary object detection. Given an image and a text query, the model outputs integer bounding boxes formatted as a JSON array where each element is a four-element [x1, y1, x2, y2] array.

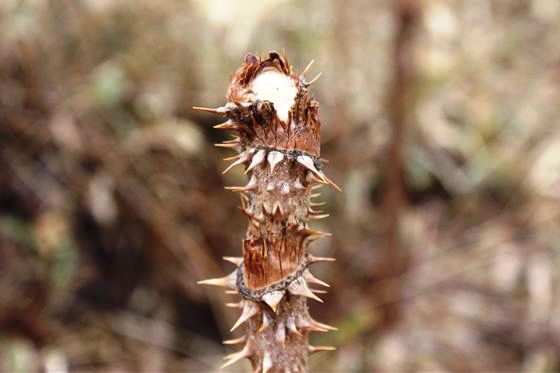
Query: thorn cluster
[[196, 51, 338, 372]]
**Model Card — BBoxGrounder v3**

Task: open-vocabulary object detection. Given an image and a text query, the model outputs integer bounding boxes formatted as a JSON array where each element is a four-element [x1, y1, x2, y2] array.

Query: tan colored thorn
[[308, 206, 323, 214], [300, 228, 331, 236], [311, 288, 328, 294], [312, 320, 338, 331], [259, 311, 272, 332], [267, 150, 284, 173], [239, 192, 249, 203], [307, 72, 322, 85], [222, 335, 246, 345], [222, 150, 253, 174], [222, 137, 241, 144], [225, 174, 257, 192], [322, 173, 342, 192], [213, 120, 239, 130], [214, 142, 239, 149], [225, 302, 242, 309], [286, 316, 302, 336], [223, 154, 240, 161], [309, 213, 330, 220], [238, 206, 265, 223], [192, 105, 227, 114], [262, 201, 273, 215], [297, 155, 324, 181], [294, 178, 305, 190], [306, 172, 327, 185], [300, 59, 315, 77], [272, 201, 284, 216], [262, 291, 284, 312], [303, 269, 330, 288], [222, 256, 242, 266], [262, 351, 273, 373], [308, 345, 336, 354], [197, 270, 237, 289], [298, 316, 337, 332], [275, 320, 286, 346], [231, 301, 259, 332], [307, 254, 336, 264], [220, 343, 251, 369], [245, 149, 266, 174], [288, 277, 323, 303]]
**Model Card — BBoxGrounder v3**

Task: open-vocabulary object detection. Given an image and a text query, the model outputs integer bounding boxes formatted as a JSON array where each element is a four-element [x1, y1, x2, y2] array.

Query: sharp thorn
[[220, 344, 251, 369], [306, 172, 327, 185], [301, 228, 332, 237], [225, 175, 257, 192], [307, 72, 322, 85], [262, 352, 273, 373], [222, 150, 252, 174], [213, 120, 239, 130], [193, 106, 227, 114], [311, 288, 328, 294], [267, 150, 285, 173], [222, 256, 242, 266], [312, 321, 338, 331], [275, 320, 286, 346], [223, 336, 246, 345], [301, 59, 315, 77], [322, 173, 342, 192], [288, 277, 323, 303], [223, 154, 240, 161], [226, 302, 242, 309], [307, 254, 336, 264], [287, 317, 302, 336], [308, 345, 336, 354], [303, 269, 330, 288], [245, 149, 266, 174], [198, 270, 237, 289], [259, 312, 272, 332], [222, 137, 241, 144], [273, 201, 284, 216], [262, 291, 284, 312], [231, 301, 259, 332], [238, 206, 265, 222], [294, 178, 305, 190], [214, 142, 239, 149], [309, 213, 330, 220], [297, 155, 326, 182]]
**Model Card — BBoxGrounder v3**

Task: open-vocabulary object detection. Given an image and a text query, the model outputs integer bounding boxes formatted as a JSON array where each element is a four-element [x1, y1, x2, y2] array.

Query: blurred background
[[1, 0, 560, 371]]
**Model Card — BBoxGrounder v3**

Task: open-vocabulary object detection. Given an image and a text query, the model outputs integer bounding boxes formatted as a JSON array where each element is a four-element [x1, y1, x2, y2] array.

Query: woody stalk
[[195, 51, 338, 372]]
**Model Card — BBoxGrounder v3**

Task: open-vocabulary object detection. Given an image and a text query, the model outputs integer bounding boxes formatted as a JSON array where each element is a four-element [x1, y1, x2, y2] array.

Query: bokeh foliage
[[1, 0, 560, 371]]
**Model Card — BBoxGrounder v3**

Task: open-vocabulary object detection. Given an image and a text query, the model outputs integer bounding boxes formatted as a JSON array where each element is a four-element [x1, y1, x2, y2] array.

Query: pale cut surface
[[250, 70, 297, 123]]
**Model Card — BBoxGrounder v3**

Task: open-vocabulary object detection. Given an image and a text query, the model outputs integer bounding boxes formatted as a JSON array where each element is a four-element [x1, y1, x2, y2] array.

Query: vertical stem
[[197, 52, 337, 372], [377, 0, 421, 329]]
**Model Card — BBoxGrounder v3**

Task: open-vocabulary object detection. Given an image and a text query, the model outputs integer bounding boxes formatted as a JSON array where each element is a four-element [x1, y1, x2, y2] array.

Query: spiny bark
[[196, 51, 338, 372]]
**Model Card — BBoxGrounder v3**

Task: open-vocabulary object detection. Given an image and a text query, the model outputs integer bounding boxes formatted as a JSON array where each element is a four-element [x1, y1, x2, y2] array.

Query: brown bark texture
[[196, 52, 338, 372]]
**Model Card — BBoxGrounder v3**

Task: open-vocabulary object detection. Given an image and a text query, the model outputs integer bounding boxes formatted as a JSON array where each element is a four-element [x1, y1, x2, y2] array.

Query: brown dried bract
[[227, 51, 321, 157]]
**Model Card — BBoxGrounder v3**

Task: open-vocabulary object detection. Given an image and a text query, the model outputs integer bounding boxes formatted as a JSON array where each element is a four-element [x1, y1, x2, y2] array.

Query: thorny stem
[[196, 51, 339, 372]]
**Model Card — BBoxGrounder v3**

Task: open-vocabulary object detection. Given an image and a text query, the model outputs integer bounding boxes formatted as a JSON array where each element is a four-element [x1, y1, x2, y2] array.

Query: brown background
[[1, 0, 560, 371]]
